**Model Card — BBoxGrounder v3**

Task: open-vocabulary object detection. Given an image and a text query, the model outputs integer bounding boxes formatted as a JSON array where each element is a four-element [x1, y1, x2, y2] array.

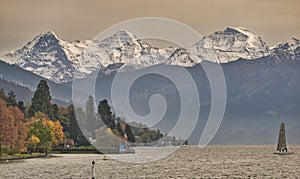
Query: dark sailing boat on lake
[[274, 123, 294, 155]]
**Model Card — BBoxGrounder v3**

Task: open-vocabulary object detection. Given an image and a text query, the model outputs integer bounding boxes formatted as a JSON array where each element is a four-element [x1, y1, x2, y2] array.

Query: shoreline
[[1, 146, 298, 178], [1, 144, 298, 162], [0, 153, 47, 162]]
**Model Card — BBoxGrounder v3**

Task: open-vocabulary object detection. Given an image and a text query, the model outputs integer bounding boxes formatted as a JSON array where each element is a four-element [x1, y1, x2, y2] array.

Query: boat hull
[[273, 152, 294, 155]]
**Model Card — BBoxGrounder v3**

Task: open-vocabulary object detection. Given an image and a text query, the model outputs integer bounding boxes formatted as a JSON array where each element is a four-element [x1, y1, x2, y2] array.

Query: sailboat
[[273, 122, 294, 155]]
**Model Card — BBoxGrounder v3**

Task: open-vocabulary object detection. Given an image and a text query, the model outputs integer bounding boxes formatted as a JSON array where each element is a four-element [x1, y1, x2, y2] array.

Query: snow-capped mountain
[[78, 30, 176, 76], [1, 27, 300, 145], [3, 31, 90, 83], [78, 30, 200, 76], [1, 27, 299, 84], [191, 26, 270, 63], [271, 38, 300, 62]]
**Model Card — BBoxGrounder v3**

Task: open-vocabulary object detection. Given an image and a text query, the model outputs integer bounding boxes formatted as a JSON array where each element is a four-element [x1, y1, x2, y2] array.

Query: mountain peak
[[95, 29, 138, 51], [36, 30, 62, 42], [235, 25, 249, 31], [233, 26, 251, 33], [271, 37, 300, 49], [45, 30, 58, 36], [114, 29, 136, 38], [271, 38, 300, 62], [290, 38, 300, 45], [192, 26, 270, 63], [282, 38, 300, 47], [1, 27, 299, 84], [224, 26, 256, 38], [1, 30, 87, 83], [111, 29, 137, 42]]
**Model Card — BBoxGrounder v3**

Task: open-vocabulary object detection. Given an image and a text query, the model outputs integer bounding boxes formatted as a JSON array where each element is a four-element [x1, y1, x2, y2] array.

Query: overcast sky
[[0, 0, 299, 55]]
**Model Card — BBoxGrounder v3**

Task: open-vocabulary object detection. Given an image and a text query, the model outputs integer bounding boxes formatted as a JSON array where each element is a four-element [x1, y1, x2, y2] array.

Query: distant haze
[[0, 0, 299, 55]]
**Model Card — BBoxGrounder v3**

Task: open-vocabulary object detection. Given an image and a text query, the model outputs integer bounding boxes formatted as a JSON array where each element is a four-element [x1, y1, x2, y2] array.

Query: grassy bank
[[0, 153, 46, 161]]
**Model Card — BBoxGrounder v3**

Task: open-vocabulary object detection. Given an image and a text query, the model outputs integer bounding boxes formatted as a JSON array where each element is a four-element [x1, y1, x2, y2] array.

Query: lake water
[[0, 145, 299, 178]]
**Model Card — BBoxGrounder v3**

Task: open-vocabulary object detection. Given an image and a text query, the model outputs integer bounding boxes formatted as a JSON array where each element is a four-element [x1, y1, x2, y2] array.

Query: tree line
[[0, 80, 165, 155], [0, 83, 65, 155]]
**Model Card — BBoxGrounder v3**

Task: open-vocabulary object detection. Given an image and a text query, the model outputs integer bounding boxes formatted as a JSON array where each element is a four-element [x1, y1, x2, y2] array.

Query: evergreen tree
[[125, 124, 135, 143], [85, 95, 98, 133], [28, 80, 52, 117], [86, 96, 95, 117], [74, 107, 87, 129], [57, 105, 72, 137], [6, 91, 17, 107], [0, 88, 7, 101], [17, 101, 25, 112], [116, 120, 123, 136], [98, 99, 115, 129], [50, 104, 60, 121], [156, 129, 163, 140], [70, 108, 90, 146]]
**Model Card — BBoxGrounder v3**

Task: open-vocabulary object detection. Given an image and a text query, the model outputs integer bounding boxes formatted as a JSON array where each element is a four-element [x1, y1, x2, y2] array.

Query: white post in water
[[91, 160, 95, 179]]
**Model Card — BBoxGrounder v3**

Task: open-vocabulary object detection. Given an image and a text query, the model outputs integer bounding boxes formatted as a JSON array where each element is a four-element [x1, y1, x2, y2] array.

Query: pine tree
[[86, 96, 95, 117], [156, 129, 163, 140], [6, 91, 17, 107], [85, 96, 98, 134], [70, 108, 90, 146], [116, 120, 123, 136], [125, 124, 135, 143], [0, 88, 7, 101], [74, 107, 87, 129], [17, 101, 25, 112], [50, 104, 60, 121], [28, 80, 52, 117], [98, 99, 115, 129]]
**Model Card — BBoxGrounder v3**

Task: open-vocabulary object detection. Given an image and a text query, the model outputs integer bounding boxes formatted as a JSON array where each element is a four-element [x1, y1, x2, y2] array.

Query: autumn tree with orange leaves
[[0, 100, 27, 156]]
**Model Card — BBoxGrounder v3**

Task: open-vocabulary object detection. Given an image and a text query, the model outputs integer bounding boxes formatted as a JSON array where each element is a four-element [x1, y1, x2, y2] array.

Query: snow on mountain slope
[[3, 31, 90, 83], [166, 48, 201, 66], [79, 30, 168, 74], [78, 30, 202, 76], [191, 26, 270, 63], [270, 38, 300, 62], [1, 27, 299, 84]]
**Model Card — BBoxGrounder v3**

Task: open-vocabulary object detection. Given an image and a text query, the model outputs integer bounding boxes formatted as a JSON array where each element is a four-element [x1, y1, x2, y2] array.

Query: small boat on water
[[273, 122, 294, 155], [182, 140, 188, 147]]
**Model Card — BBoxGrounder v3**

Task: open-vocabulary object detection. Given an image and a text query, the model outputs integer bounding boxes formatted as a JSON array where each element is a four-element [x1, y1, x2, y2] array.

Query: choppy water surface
[[0, 145, 299, 178]]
